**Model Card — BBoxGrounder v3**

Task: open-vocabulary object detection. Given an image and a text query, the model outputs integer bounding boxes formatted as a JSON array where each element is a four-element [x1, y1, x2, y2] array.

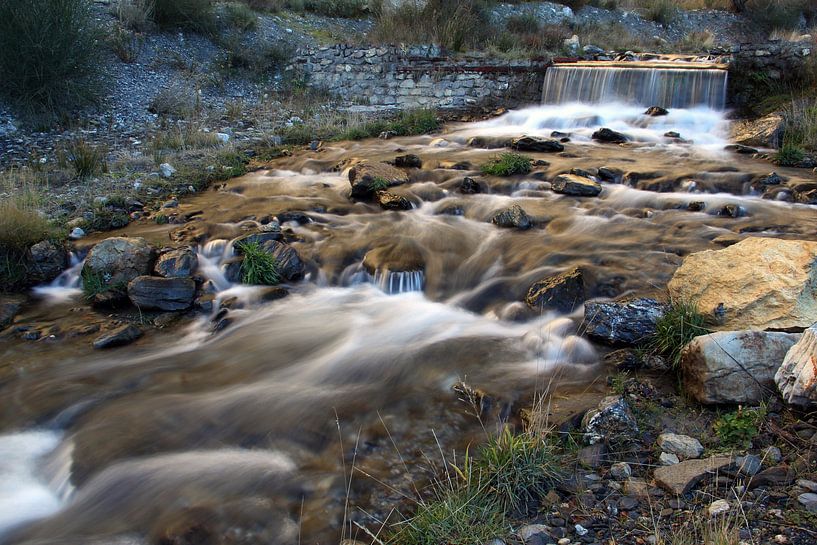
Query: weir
[[542, 62, 729, 109]]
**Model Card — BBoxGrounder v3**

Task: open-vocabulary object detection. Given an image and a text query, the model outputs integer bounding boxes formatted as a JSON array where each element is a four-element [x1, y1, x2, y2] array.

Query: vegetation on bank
[[648, 299, 710, 369], [237, 241, 282, 285], [481, 153, 533, 176]]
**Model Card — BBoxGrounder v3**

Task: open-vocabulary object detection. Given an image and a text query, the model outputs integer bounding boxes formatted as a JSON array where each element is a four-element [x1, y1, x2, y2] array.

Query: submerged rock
[[154, 247, 198, 279], [592, 128, 629, 144], [551, 174, 602, 197], [668, 237, 817, 331], [28, 240, 69, 284], [348, 161, 410, 199], [525, 267, 585, 313], [724, 144, 758, 154], [128, 276, 196, 311], [82, 237, 157, 294], [0, 299, 22, 330], [375, 190, 413, 211], [682, 330, 799, 405], [466, 136, 512, 149], [584, 298, 667, 346], [459, 176, 481, 194], [775, 324, 817, 408], [597, 166, 624, 184], [363, 240, 425, 274], [393, 154, 422, 169], [93, 324, 143, 349], [645, 106, 669, 116], [491, 204, 532, 230], [512, 135, 564, 153], [261, 241, 305, 282]]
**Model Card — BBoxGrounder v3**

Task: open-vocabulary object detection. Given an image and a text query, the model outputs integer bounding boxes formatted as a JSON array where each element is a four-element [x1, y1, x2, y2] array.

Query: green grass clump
[[237, 241, 281, 285], [0, 197, 55, 291], [224, 2, 257, 30], [81, 269, 109, 301], [649, 299, 709, 370], [481, 153, 532, 176], [643, 0, 678, 26], [0, 0, 103, 122], [369, 177, 390, 192], [474, 428, 561, 514], [774, 143, 806, 167], [714, 405, 767, 449], [62, 139, 107, 179], [153, 0, 215, 33], [282, 109, 439, 146]]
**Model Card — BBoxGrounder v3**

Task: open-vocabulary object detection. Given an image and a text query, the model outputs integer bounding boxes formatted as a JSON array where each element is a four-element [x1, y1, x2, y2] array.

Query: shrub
[[714, 405, 766, 449], [217, 35, 293, 75], [61, 140, 107, 179], [109, 26, 144, 63], [153, 0, 216, 32], [0, 194, 55, 291], [644, 0, 678, 26], [263, 0, 369, 17], [224, 2, 258, 30], [648, 299, 709, 369], [152, 126, 220, 151], [117, 0, 154, 31], [481, 153, 533, 176], [781, 98, 817, 153], [474, 428, 561, 514], [741, 0, 808, 32], [0, 0, 103, 122], [774, 143, 807, 166], [237, 242, 281, 285], [506, 13, 541, 35], [149, 84, 199, 118]]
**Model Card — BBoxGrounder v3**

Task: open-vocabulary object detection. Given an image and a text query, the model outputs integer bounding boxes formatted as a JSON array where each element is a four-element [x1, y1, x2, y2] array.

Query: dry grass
[[151, 124, 222, 151]]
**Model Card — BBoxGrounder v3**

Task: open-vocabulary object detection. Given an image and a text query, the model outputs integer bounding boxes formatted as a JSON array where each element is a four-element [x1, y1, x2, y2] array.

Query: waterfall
[[541, 64, 728, 110], [374, 269, 425, 294]]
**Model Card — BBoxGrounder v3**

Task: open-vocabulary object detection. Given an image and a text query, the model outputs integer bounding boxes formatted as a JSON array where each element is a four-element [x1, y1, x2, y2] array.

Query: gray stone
[[609, 462, 632, 480], [797, 479, 817, 492], [28, 240, 69, 283], [657, 433, 704, 461], [583, 396, 639, 449], [736, 454, 762, 476], [797, 493, 817, 513], [491, 204, 532, 230], [584, 298, 668, 346], [708, 499, 731, 517], [128, 276, 196, 311], [82, 237, 157, 293], [659, 452, 680, 465], [93, 324, 143, 349], [258, 241, 305, 282], [159, 163, 176, 178], [154, 247, 198, 278], [762, 446, 782, 465]]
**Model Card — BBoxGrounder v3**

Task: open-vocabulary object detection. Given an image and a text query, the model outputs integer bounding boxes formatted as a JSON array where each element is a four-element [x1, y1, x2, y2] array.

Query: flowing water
[[2, 65, 817, 545]]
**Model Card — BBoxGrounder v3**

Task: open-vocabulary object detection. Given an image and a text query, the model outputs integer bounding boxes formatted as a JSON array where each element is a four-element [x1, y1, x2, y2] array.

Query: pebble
[[708, 499, 730, 517], [618, 496, 639, 510], [762, 446, 783, 465], [799, 492, 817, 513], [159, 163, 176, 178], [69, 227, 86, 240], [609, 462, 632, 480], [659, 452, 679, 465], [558, 539, 571, 545], [796, 479, 817, 492], [736, 454, 762, 476], [574, 525, 588, 537]]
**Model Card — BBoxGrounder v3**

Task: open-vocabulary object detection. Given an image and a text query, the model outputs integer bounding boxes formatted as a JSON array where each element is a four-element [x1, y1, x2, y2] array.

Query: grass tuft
[[61, 139, 107, 179], [224, 2, 258, 30], [774, 143, 807, 166], [481, 153, 533, 176], [152, 0, 216, 33], [237, 241, 281, 285], [648, 299, 709, 370]]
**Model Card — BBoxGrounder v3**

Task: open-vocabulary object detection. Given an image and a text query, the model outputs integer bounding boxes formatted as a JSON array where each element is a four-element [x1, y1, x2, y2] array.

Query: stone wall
[[290, 45, 550, 110], [732, 40, 813, 80]]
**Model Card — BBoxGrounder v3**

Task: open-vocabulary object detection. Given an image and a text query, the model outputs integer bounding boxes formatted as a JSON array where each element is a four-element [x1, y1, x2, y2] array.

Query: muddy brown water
[[2, 104, 817, 545]]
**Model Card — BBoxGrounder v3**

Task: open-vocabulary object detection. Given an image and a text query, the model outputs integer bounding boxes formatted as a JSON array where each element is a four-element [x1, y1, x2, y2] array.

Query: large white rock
[[775, 324, 817, 407], [682, 330, 800, 404], [668, 238, 817, 331], [657, 433, 704, 460]]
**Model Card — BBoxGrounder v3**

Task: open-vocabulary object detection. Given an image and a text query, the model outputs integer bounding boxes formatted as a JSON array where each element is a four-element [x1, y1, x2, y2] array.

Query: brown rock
[[348, 161, 410, 199], [653, 456, 734, 495], [775, 324, 817, 408]]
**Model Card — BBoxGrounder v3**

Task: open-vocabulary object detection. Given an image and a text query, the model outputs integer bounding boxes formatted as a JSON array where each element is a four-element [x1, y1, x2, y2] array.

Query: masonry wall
[[732, 40, 813, 80], [290, 45, 550, 110]]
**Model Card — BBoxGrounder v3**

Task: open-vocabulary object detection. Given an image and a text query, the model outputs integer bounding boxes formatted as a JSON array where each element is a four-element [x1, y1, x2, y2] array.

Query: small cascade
[[198, 240, 232, 292], [32, 253, 84, 303], [373, 269, 425, 294], [542, 64, 728, 110]]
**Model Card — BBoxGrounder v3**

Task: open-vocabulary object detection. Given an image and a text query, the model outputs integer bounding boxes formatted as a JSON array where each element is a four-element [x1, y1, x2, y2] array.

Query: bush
[[117, 0, 154, 31], [644, 0, 678, 26], [224, 2, 258, 30], [237, 242, 281, 285], [648, 299, 709, 370], [0, 0, 103, 122], [714, 405, 766, 449], [481, 153, 533, 176], [0, 193, 55, 291], [781, 98, 817, 153], [505, 13, 541, 35], [61, 140, 107, 179], [153, 0, 216, 32], [217, 34, 293, 75], [774, 143, 807, 166], [109, 26, 144, 63], [741, 0, 808, 32]]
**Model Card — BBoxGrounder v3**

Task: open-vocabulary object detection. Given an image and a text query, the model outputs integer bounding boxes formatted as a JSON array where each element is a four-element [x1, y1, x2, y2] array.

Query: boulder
[[459, 177, 481, 194], [653, 456, 734, 495], [667, 237, 817, 331], [0, 299, 22, 330], [363, 239, 424, 274], [154, 247, 198, 278], [393, 154, 422, 169], [592, 128, 629, 144], [582, 396, 639, 449], [597, 166, 624, 184], [657, 433, 704, 460], [645, 106, 669, 116], [681, 330, 800, 404], [28, 240, 69, 284], [724, 144, 758, 154], [348, 161, 410, 199], [128, 276, 196, 311], [525, 267, 585, 313], [775, 324, 817, 407], [258, 241, 305, 282], [93, 324, 143, 349], [730, 113, 784, 149], [466, 136, 512, 149], [512, 135, 564, 153], [551, 174, 602, 197], [491, 204, 532, 230], [375, 191, 413, 211], [584, 298, 668, 346], [82, 237, 156, 293]]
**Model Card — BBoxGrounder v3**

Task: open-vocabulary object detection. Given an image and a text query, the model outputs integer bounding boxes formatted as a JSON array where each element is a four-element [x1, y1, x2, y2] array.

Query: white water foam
[[32, 254, 83, 303]]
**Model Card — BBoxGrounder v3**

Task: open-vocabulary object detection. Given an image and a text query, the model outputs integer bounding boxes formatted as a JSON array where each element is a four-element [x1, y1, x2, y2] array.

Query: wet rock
[[584, 298, 668, 346], [657, 433, 704, 461], [259, 241, 305, 282], [491, 204, 532, 230], [154, 247, 198, 279], [82, 237, 157, 295], [668, 237, 817, 331], [512, 135, 564, 153], [775, 324, 817, 408], [717, 203, 745, 217], [597, 166, 624, 184], [233, 231, 282, 248], [459, 176, 481, 194], [592, 128, 629, 144], [363, 240, 424, 274], [525, 267, 585, 313], [751, 172, 784, 194], [687, 201, 706, 212], [0, 299, 22, 330], [276, 211, 311, 224], [466, 136, 512, 149], [604, 349, 641, 371], [375, 190, 413, 211], [551, 174, 602, 197], [645, 106, 669, 116], [682, 330, 799, 405], [610, 462, 632, 480], [128, 276, 196, 311], [437, 204, 464, 216], [69, 227, 86, 240], [653, 456, 734, 495], [394, 154, 422, 169], [724, 144, 758, 154], [93, 324, 143, 349], [583, 396, 639, 448], [348, 161, 410, 199], [28, 240, 69, 283]]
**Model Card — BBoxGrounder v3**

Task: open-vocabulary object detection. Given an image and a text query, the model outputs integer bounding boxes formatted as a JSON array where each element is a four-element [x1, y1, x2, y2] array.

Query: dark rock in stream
[[598, 166, 624, 184], [93, 323, 143, 349], [526, 267, 585, 313], [82, 237, 157, 296], [348, 161, 410, 200], [375, 190, 413, 211], [459, 177, 481, 194], [512, 135, 564, 153], [393, 154, 422, 169], [128, 276, 196, 311], [645, 106, 669, 116], [28, 240, 69, 283], [154, 247, 198, 279], [724, 144, 758, 154], [243, 241, 306, 282], [0, 299, 22, 330], [584, 298, 668, 346], [717, 204, 745, 218], [276, 211, 312, 224], [551, 174, 602, 197], [592, 128, 629, 144], [491, 204, 532, 230], [466, 136, 512, 149]]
